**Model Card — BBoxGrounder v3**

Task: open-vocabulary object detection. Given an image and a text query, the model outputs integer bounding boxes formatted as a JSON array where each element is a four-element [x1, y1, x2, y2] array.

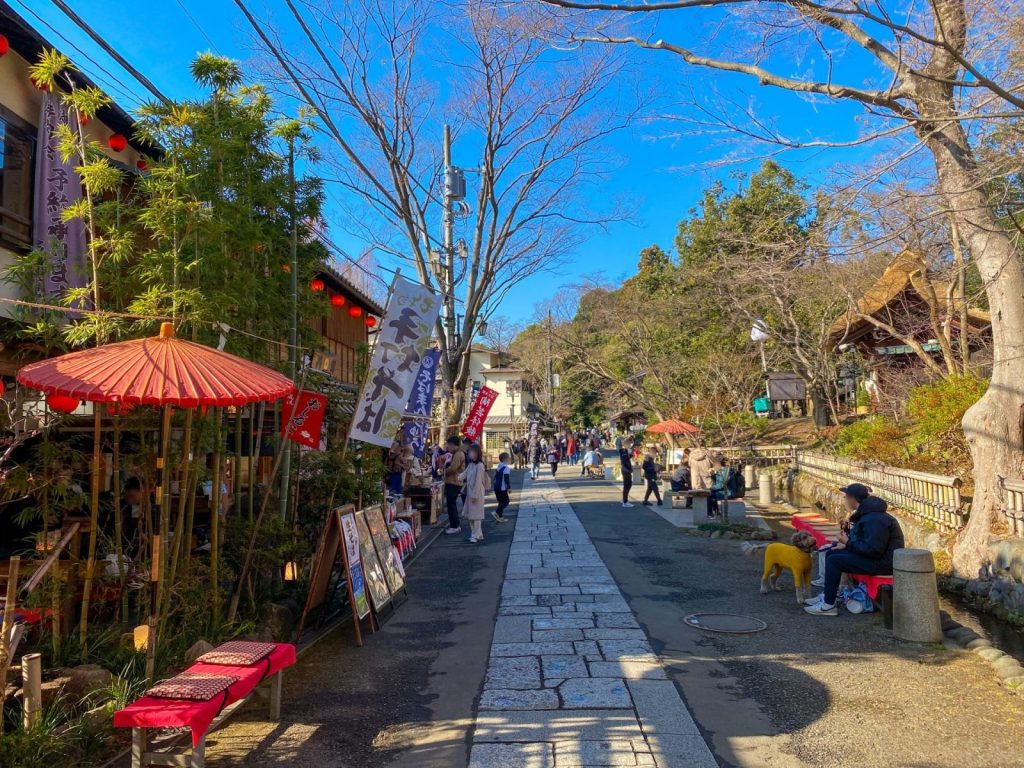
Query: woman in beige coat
[[460, 444, 488, 543]]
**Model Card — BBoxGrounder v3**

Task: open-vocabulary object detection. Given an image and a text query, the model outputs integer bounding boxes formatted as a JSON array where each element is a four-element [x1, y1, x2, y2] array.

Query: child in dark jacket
[[641, 449, 663, 507]]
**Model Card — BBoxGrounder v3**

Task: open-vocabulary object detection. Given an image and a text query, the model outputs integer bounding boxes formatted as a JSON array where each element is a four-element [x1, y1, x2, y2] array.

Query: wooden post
[[80, 409, 103, 656], [0, 555, 21, 736], [168, 410, 194, 585], [210, 408, 222, 632], [148, 404, 173, 681], [22, 652, 41, 728], [113, 412, 126, 624]]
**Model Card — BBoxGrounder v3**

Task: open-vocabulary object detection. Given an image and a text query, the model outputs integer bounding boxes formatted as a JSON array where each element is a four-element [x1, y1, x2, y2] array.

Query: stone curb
[[940, 611, 1024, 695]]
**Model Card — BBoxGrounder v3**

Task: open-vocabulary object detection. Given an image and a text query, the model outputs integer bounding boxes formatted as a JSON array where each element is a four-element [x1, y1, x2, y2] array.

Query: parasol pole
[[79, 408, 102, 657], [148, 404, 173, 681], [228, 368, 307, 623], [210, 408, 223, 633]]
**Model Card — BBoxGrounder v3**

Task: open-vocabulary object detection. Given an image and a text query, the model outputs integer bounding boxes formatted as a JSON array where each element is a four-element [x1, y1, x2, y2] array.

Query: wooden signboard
[[337, 508, 370, 620], [354, 509, 393, 613], [365, 505, 407, 597]]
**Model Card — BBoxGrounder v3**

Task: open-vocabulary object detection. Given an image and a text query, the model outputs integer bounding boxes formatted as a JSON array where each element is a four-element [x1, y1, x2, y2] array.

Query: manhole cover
[[683, 613, 768, 634]]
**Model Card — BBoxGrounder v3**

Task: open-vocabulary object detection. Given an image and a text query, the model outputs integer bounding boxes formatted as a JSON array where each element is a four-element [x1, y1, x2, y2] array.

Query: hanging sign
[[281, 390, 328, 448], [402, 419, 430, 458], [462, 386, 498, 442], [349, 277, 442, 447], [405, 349, 441, 417], [33, 92, 87, 299]]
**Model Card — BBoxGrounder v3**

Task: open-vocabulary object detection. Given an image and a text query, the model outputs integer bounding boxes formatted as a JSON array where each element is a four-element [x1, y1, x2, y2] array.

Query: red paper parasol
[[17, 322, 294, 407], [646, 418, 701, 435]]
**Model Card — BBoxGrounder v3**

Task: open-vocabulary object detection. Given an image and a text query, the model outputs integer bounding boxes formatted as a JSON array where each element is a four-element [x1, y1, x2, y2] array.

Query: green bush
[[906, 375, 986, 476], [833, 416, 908, 465]]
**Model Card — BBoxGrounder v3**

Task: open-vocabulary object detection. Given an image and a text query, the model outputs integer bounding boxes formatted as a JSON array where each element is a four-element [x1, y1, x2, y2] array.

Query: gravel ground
[[556, 472, 1024, 768]]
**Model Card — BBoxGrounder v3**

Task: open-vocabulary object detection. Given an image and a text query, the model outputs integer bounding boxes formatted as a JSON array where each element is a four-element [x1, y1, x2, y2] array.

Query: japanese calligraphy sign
[[32, 92, 87, 299], [349, 277, 442, 447], [405, 349, 440, 417], [281, 390, 328, 449], [402, 419, 430, 458], [462, 386, 498, 442]]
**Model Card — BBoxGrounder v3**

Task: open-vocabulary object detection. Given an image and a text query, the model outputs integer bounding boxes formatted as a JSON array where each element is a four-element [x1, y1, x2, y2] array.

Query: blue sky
[[15, 0, 885, 322]]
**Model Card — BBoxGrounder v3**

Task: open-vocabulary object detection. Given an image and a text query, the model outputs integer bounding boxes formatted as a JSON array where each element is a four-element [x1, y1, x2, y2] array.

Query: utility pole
[[547, 308, 554, 416], [280, 136, 298, 519], [442, 125, 457, 360]]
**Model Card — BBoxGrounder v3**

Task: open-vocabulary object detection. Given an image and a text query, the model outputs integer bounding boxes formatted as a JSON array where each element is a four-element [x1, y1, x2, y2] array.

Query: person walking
[[547, 444, 561, 476], [460, 443, 488, 543], [567, 434, 577, 466], [531, 441, 543, 480], [642, 447, 663, 506], [442, 436, 465, 535], [619, 437, 635, 508], [492, 451, 512, 523]]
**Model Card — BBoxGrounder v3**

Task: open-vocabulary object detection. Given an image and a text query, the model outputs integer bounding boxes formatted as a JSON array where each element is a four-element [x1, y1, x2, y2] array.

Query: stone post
[[758, 473, 773, 505], [743, 463, 755, 491], [892, 548, 942, 643], [22, 653, 41, 728]]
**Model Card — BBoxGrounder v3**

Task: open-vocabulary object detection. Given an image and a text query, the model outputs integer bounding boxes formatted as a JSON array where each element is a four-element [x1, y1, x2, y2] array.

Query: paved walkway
[[469, 475, 716, 768]]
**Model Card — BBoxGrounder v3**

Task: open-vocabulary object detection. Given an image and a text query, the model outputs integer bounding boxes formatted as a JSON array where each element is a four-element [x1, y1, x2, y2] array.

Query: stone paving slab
[[470, 477, 715, 768]]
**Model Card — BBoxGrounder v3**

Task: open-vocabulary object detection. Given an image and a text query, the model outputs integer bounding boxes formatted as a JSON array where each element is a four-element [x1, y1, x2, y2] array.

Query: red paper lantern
[[309, 278, 325, 293], [136, 159, 147, 171], [47, 393, 80, 413], [330, 294, 345, 308], [348, 305, 363, 318], [365, 316, 377, 328], [0, 35, 9, 56], [108, 134, 127, 152]]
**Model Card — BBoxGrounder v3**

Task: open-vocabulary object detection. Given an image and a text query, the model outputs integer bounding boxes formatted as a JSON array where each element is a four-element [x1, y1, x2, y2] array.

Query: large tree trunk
[[920, 104, 1024, 576]]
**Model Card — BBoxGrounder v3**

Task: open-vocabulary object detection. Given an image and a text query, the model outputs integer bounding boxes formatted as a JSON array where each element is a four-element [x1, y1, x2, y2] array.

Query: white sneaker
[[491, 511, 505, 523], [622, 502, 635, 508], [803, 602, 838, 616], [804, 593, 824, 606], [811, 577, 824, 588], [444, 527, 461, 535], [468, 536, 478, 544]]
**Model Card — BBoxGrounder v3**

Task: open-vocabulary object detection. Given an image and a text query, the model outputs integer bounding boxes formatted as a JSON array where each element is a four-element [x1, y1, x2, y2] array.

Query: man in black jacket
[[620, 438, 635, 508], [805, 483, 905, 616]]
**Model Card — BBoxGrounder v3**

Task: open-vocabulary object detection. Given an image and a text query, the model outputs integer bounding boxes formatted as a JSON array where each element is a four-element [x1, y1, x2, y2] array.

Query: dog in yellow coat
[[760, 532, 818, 604]]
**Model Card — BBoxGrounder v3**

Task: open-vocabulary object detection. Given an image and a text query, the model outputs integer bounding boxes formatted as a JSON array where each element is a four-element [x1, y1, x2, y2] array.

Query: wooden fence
[[998, 477, 1024, 537], [708, 444, 796, 467]]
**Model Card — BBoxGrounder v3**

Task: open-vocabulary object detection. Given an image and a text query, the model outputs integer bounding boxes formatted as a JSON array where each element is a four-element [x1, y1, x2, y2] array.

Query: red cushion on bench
[[113, 642, 296, 746], [849, 573, 893, 600]]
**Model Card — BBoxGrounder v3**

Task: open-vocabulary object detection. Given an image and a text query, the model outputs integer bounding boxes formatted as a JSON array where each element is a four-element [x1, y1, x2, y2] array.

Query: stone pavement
[[468, 475, 717, 768]]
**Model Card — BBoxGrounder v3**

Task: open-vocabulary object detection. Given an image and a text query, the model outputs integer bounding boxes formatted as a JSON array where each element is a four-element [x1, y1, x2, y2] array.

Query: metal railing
[[998, 477, 1024, 537], [708, 444, 796, 467], [710, 444, 967, 532], [794, 451, 965, 531]]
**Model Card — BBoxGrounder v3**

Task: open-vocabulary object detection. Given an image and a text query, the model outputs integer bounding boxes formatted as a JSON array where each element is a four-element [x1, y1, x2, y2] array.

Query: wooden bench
[[790, 513, 894, 598], [114, 642, 296, 768]]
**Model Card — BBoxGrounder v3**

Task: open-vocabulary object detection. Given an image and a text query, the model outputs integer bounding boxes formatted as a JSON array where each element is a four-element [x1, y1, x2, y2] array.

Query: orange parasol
[[17, 322, 294, 407], [646, 418, 701, 435]]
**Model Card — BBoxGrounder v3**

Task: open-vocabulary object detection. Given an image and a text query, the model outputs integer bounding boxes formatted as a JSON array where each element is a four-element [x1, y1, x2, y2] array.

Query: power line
[[172, 0, 221, 53], [11, 0, 149, 108], [49, 0, 171, 105]]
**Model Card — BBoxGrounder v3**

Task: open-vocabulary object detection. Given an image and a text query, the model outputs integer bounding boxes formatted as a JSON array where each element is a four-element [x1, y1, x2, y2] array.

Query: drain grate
[[684, 613, 768, 634]]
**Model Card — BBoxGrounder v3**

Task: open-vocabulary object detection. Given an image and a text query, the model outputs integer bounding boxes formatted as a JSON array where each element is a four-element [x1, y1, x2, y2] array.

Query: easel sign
[[354, 509, 394, 617], [337, 508, 370, 620], [365, 505, 407, 600]]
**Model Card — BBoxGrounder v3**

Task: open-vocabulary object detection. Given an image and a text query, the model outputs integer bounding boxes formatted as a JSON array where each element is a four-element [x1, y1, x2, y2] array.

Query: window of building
[[485, 430, 510, 452], [0, 109, 36, 252]]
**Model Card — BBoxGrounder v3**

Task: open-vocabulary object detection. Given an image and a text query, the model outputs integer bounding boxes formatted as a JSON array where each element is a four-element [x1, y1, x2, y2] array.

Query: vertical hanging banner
[[405, 349, 441, 417], [33, 92, 87, 299], [462, 386, 498, 442], [402, 419, 430, 458], [349, 277, 442, 447], [281, 390, 329, 448]]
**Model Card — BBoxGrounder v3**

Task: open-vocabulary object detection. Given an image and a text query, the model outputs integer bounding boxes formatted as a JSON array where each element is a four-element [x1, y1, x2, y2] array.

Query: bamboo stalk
[[0, 555, 21, 736], [149, 406, 173, 680], [210, 408, 223, 633], [79, 409, 102, 657], [233, 408, 243, 513], [168, 410, 194, 586], [113, 412, 126, 624]]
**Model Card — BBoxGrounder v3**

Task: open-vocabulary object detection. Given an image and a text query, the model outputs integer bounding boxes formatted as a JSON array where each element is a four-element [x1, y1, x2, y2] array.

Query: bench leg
[[132, 728, 147, 768], [269, 670, 282, 720], [191, 735, 206, 768]]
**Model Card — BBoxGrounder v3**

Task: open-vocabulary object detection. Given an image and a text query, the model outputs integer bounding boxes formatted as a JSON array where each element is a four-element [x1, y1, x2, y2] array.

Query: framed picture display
[[355, 509, 393, 612], [365, 505, 407, 596], [337, 508, 371, 620]]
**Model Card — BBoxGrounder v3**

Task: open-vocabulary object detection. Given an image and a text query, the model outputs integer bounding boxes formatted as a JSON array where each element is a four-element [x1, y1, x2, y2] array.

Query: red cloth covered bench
[[791, 514, 893, 600], [114, 642, 296, 768]]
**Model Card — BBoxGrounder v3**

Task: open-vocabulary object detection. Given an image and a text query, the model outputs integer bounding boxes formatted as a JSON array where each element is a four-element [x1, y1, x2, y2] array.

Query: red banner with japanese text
[[462, 386, 498, 442], [281, 390, 329, 449]]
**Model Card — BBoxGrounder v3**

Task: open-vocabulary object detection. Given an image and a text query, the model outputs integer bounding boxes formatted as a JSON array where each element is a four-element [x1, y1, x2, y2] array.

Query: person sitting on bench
[[670, 449, 692, 506], [804, 483, 905, 617]]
